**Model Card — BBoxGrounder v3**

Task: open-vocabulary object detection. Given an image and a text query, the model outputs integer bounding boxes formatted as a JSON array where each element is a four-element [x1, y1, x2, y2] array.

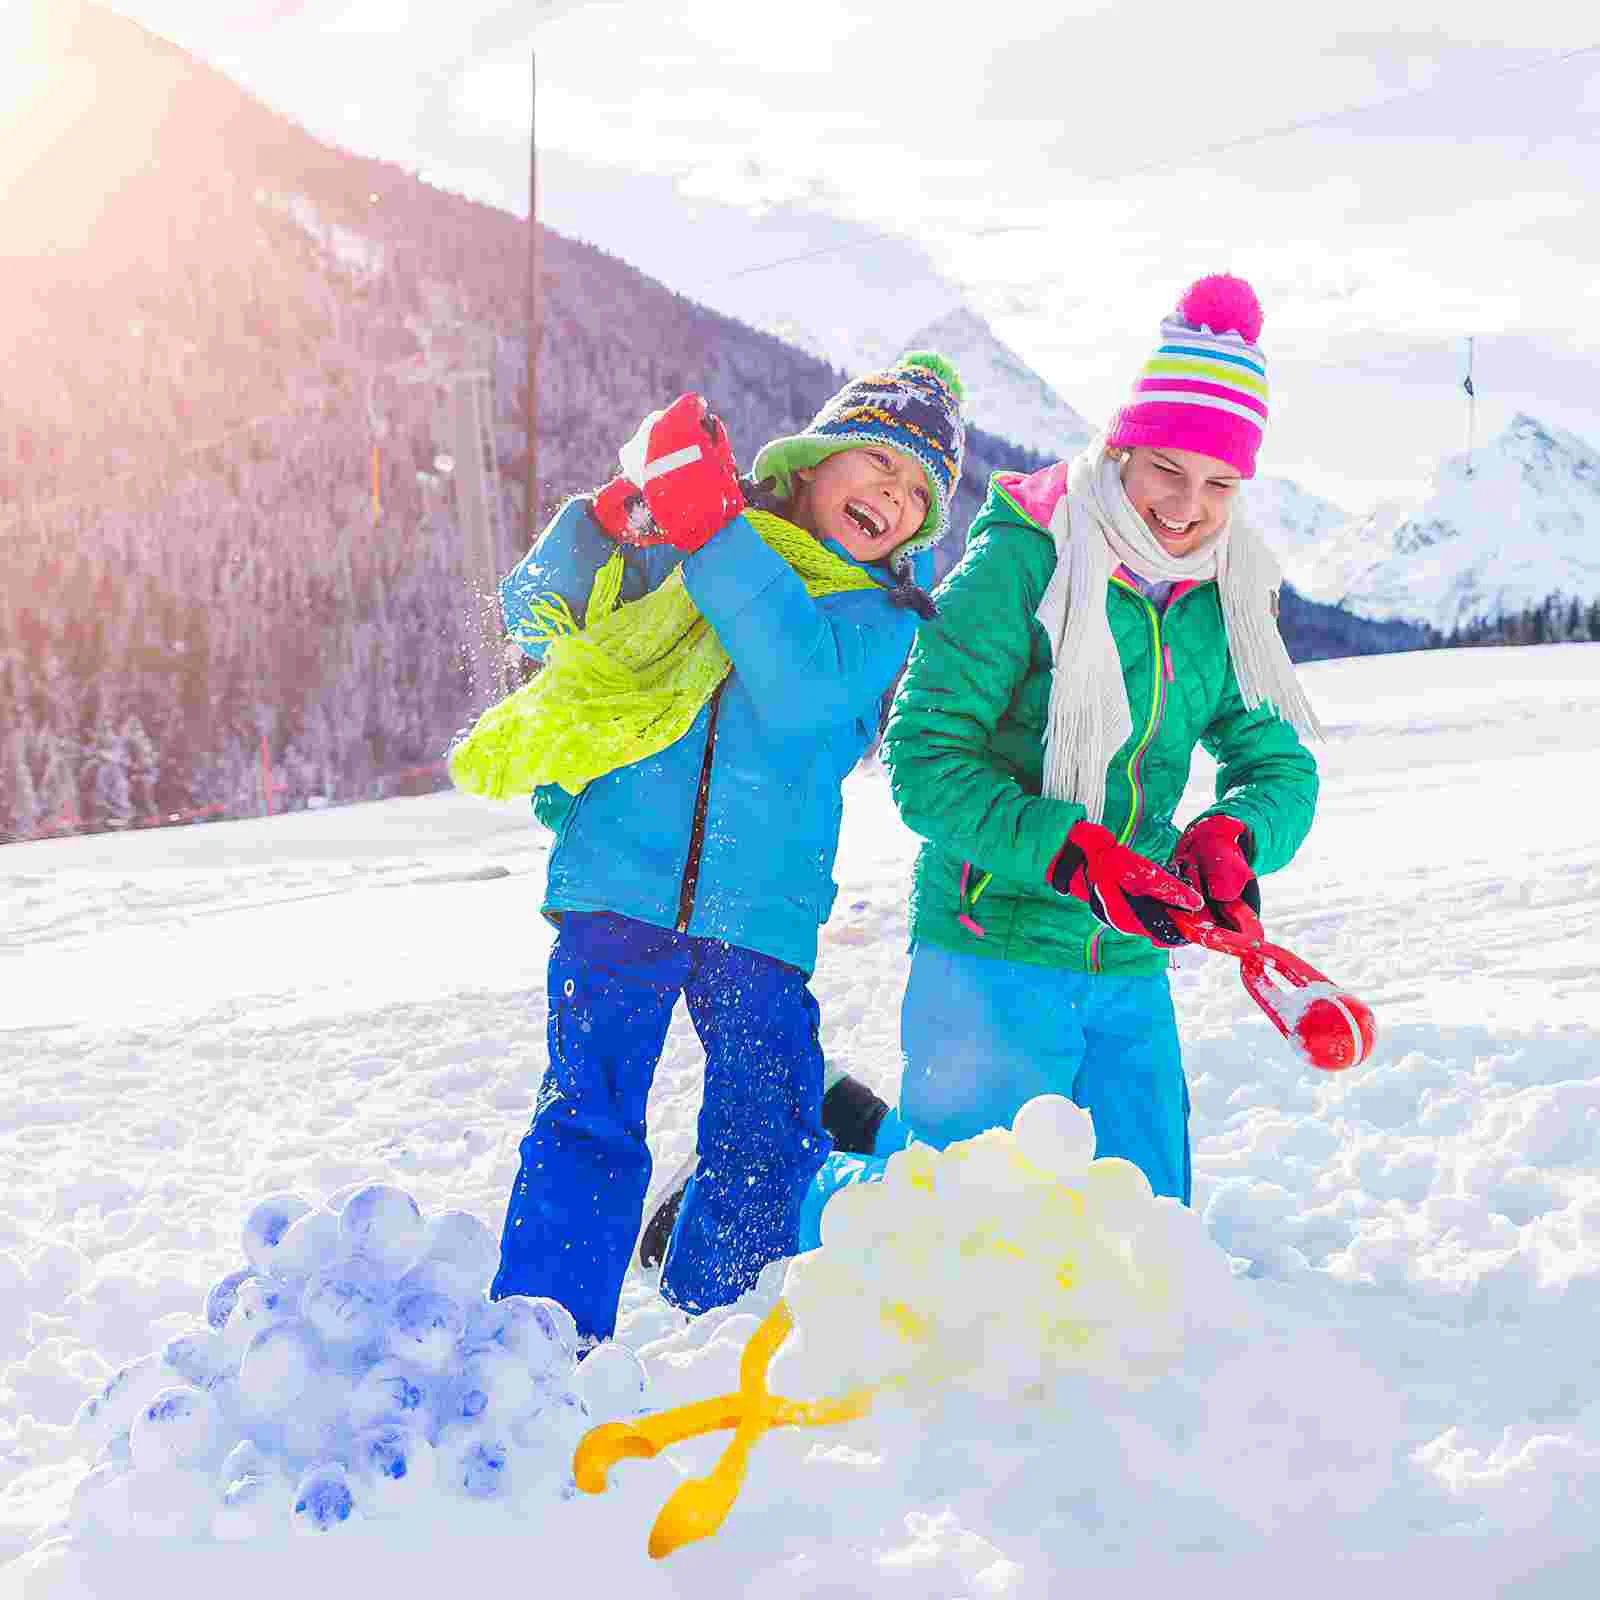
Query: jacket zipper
[[675, 685, 725, 933], [1087, 579, 1194, 970]]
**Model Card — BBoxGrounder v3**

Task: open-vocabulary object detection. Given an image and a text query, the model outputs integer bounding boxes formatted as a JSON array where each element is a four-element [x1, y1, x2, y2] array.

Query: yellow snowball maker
[[572, 1299, 872, 1559]]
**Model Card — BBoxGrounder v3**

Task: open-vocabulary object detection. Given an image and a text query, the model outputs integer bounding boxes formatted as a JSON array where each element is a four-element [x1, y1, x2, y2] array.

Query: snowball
[[204, 1268, 256, 1331], [455, 1346, 541, 1423], [1012, 1095, 1097, 1182], [237, 1318, 324, 1417], [347, 1359, 440, 1434], [434, 1422, 522, 1502], [419, 1210, 498, 1295], [385, 1288, 467, 1373], [290, 1461, 355, 1534], [350, 1423, 437, 1516], [130, 1385, 221, 1472], [74, 1354, 167, 1451], [221, 1276, 297, 1361], [339, 1184, 424, 1277], [270, 1209, 342, 1280], [242, 1193, 315, 1277], [1078, 1157, 1156, 1233], [466, 1295, 577, 1380], [217, 1438, 270, 1491], [301, 1256, 393, 1348], [574, 1342, 649, 1425], [160, 1326, 231, 1393]]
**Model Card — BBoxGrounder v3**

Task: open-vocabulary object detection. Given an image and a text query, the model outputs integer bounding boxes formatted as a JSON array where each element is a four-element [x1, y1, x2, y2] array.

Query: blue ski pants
[[491, 911, 831, 1341], [798, 941, 1191, 1248]]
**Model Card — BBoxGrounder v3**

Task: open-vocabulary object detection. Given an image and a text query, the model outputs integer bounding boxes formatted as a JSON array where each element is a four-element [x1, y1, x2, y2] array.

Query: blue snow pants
[[490, 911, 832, 1341], [797, 941, 1190, 1248]]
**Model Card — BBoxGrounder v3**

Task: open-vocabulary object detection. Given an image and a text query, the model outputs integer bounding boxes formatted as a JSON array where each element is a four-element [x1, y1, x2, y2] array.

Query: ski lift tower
[[403, 321, 514, 699]]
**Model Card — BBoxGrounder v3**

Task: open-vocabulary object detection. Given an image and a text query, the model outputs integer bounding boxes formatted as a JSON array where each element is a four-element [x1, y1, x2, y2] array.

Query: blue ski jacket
[[500, 497, 929, 974]]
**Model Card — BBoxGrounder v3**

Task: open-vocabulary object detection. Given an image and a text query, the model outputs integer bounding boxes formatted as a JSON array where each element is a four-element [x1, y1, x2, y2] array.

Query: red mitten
[[1172, 815, 1259, 930], [1047, 821, 1204, 948], [589, 475, 663, 545], [619, 393, 745, 553]]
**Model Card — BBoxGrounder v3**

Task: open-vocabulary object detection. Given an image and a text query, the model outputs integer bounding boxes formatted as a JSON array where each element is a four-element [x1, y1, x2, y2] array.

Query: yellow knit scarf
[[449, 510, 885, 800]]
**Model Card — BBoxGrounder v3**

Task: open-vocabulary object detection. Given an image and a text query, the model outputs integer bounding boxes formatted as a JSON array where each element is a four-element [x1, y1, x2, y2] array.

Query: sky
[[60, 2, 1600, 506]]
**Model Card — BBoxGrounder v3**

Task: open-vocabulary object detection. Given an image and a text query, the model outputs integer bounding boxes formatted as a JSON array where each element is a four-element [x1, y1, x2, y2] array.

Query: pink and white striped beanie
[[1106, 274, 1269, 479]]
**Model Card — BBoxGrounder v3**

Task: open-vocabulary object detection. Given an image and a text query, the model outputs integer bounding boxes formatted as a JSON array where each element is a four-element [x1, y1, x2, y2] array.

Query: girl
[[804, 274, 1321, 1223], [459, 354, 966, 1342]]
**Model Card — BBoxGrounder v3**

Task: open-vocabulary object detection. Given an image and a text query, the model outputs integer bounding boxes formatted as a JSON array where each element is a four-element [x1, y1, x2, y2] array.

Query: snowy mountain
[[762, 305, 1092, 463], [1241, 473, 1352, 558], [1285, 414, 1600, 634]]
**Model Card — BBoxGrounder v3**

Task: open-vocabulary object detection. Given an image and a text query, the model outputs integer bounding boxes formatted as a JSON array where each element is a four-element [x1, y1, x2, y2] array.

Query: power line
[[727, 41, 1600, 282]]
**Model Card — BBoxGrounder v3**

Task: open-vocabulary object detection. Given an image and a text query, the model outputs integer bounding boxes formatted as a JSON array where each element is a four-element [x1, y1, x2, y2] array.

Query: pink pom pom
[[1176, 274, 1263, 342]]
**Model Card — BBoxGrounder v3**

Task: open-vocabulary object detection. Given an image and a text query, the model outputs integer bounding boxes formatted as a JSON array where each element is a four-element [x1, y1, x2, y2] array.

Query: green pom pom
[[895, 349, 964, 404]]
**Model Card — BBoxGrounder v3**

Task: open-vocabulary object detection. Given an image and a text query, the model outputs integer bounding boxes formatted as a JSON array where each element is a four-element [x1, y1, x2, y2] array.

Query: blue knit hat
[[751, 351, 966, 554]]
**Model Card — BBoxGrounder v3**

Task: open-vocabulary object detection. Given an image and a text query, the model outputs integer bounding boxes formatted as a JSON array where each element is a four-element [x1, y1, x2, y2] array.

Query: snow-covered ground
[[4, 644, 1600, 1598]]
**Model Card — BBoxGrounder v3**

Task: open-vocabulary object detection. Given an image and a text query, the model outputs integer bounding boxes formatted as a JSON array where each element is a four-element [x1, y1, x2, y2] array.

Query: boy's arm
[[500, 497, 675, 663], [880, 521, 1083, 885], [1191, 661, 1320, 875], [680, 516, 919, 731]]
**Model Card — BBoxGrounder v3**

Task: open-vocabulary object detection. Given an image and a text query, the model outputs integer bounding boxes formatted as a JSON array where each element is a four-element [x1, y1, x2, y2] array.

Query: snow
[[5, 644, 1600, 1596], [1285, 415, 1600, 632]]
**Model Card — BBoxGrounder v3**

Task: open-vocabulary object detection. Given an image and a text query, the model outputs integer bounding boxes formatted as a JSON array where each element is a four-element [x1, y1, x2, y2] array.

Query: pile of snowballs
[[70, 1184, 648, 1539], [773, 1096, 1240, 1405]]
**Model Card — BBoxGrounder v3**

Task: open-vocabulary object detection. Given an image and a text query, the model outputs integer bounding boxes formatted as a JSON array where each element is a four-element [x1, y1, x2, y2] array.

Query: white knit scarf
[[1034, 441, 1324, 824]]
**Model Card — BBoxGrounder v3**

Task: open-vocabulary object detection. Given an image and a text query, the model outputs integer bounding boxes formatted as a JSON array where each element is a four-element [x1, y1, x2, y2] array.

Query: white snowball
[[384, 1288, 467, 1373], [346, 1359, 440, 1434], [349, 1423, 437, 1516], [420, 1210, 498, 1294], [237, 1318, 324, 1418], [339, 1184, 424, 1277], [455, 1347, 540, 1423], [290, 1461, 355, 1534], [573, 1342, 649, 1425], [74, 1354, 167, 1451], [221, 1276, 297, 1362], [160, 1326, 231, 1393], [433, 1421, 523, 1503], [204, 1268, 256, 1331], [300, 1256, 393, 1348], [1078, 1157, 1157, 1233], [467, 1295, 578, 1380], [271, 1209, 342, 1280], [216, 1438, 270, 1491], [129, 1385, 221, 1472], [1012, 1095, 1098, 1181], [242, 1193, 315, 1277]]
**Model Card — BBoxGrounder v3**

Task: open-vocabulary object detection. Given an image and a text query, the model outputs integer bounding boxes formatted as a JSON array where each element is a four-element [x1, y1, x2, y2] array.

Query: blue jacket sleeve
[[680, 515, 919, 735], [499, 497, 680, 663]]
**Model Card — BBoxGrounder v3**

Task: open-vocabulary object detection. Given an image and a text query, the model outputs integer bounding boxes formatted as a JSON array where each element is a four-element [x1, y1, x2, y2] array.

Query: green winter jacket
[[881, 465, 1320, 976]]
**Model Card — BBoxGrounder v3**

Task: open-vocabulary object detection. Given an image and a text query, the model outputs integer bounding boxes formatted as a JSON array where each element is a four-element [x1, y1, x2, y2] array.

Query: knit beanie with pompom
[[752, 351, 966, 555], [1106, 274, 1269, 478]]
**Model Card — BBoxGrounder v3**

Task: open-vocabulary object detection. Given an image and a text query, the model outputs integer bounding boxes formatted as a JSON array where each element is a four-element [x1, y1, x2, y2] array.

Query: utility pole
[[525, 47, 540, 543], [1463, 335, 1477, 478]]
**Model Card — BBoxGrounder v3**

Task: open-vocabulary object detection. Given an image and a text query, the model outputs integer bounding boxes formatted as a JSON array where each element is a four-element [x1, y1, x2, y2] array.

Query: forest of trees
[[0, 6, 1576, 846]]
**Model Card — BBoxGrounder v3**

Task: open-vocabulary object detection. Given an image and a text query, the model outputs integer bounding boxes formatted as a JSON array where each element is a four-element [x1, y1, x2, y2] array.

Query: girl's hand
[[1172, 815, 1260, 932], [1046, 821, 1204, 948]]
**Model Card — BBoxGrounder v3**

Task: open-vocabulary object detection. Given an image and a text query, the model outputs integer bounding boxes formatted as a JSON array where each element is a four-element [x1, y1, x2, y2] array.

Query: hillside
[[2, 3, 1424, 845]]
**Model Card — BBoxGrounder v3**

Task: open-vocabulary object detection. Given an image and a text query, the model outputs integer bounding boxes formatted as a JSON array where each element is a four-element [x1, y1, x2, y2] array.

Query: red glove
[[1047, 821, 1204, 948], [589, 475, 664, 545], [619, 393, 745, 553], [1172, 815, 1260, 931]]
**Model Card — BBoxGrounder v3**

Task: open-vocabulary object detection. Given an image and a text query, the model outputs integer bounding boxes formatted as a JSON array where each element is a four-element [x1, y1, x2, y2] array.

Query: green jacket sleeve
[[881, 520, 1083, 883], [1192, 656, 1320, 876]]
